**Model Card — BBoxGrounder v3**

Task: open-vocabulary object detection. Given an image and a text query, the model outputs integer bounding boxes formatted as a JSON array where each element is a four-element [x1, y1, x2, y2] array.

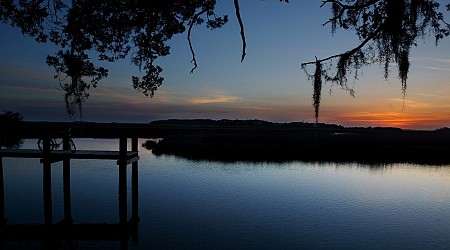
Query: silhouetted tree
[[1, 0, 235, 116], [0, 110, 24, 148], [302, 0, 450, 122], [1, 0, 448, 121]]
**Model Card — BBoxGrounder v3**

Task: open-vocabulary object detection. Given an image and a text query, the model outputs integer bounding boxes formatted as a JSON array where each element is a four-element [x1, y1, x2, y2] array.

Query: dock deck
[[0, 223, 137, 240], [0, 149, 139, 164]]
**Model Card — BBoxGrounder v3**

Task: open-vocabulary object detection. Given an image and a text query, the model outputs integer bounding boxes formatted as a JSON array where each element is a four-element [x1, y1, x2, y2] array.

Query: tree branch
[[321, 0, 382, 27], [320, 0, 382, 10], [301, 25, 382, 67], [187, 8, 207, 73], [234, 0, 246, 62]]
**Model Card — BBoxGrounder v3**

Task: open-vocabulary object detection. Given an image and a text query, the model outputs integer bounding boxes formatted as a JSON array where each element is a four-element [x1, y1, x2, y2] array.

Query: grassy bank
[[149, 129, 450, 164], [145, 120, 450, 164]]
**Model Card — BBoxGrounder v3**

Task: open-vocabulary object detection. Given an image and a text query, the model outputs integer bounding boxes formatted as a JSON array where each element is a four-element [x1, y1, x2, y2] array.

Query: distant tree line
[[150, 119, 345, 129]]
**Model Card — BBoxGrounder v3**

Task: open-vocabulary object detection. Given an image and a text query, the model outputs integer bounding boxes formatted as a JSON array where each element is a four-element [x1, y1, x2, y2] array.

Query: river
[[1, 139, 450, 249]]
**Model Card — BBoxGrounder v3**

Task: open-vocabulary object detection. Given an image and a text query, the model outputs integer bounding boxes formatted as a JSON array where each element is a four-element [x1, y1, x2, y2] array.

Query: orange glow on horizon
[[330, 111, 450, 130]]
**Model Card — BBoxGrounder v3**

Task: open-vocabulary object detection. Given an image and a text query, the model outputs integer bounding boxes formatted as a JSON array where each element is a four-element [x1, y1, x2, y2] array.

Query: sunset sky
[[0, 1, 449, 130]]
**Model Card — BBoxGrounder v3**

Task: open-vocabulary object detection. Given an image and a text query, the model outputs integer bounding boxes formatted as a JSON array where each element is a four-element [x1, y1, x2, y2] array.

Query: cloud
[[189, 94, 242, 104], [0, 63, 54, 82], [0, 83, 63, 103], [387, 98, 430, 109], [411, 57, 450, 64], [412, 66, 450, 71], [416, 93, 447, 98], [410, 57, 450, 72]]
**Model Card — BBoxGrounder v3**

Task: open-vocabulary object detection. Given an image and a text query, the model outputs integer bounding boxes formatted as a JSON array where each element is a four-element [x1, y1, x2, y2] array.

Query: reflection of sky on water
[[2, 139, 450, 248]]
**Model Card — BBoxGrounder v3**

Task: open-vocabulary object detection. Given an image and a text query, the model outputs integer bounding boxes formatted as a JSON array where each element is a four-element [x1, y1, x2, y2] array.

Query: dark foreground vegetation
[[145, 120, 450, 164], [1, 119, 450, 164]]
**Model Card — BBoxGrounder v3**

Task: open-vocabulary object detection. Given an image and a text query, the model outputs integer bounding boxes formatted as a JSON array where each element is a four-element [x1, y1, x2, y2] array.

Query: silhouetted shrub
[[0, 110, 24, 148]]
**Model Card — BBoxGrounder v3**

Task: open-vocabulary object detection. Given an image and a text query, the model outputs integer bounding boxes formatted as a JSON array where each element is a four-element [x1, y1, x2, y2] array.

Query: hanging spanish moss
[[397, 50, 410, 96], [313, 61, 323, 123], [302, 0, 449, 121]]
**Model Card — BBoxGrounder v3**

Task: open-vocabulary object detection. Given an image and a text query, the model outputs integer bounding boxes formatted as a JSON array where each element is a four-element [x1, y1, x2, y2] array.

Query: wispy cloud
[[245, 106, 273, 110], [412, 66, 450, 71], [411, 57, 450, 64], [0, 83, 60, 93], [416, 93, 447, 98], [388, 98, 430, 108], [189, 95, 242, 104], [0, 63, 54, 82]]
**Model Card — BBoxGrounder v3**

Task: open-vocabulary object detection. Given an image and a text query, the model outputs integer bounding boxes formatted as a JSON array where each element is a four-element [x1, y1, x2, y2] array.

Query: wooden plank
[[0, 149, 43, 158], [0, 149, 138, 161], [0, 223, 136, 240], [41, 157, 65, 164], [0, 158, 5, 225], [117, 156, 139, 165]]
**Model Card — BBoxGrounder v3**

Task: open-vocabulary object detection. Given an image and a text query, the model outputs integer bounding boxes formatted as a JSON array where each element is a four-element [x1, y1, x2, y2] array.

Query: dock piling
[[131, 136, 139, 224], [119, 137, 128, 225], [0, 157, 5, 225], [63, 138, 73, 224], [42, 137, 52, 225]]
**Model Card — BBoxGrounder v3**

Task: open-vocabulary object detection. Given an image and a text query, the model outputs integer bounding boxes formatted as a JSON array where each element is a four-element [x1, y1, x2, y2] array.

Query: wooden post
[[42, 137, 52, 225], [120, 236, 129, 250], [63, 137, 73, 224], [0, 126, 3, 224], [119, 137, 127, 225], [0, 126, 2, 150], [0, 157, 6, 225], [131, 136, 139, 224]]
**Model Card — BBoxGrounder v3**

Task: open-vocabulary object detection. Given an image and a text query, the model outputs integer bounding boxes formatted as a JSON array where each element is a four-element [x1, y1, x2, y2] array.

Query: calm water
[[2, 139, 450, 249]]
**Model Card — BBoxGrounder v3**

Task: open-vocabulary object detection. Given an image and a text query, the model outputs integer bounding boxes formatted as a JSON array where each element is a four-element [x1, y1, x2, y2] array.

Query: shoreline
[[1, 120, 450, 164]]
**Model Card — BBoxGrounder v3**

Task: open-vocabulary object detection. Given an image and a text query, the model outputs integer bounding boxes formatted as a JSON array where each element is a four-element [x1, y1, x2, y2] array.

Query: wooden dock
[[0, 136, 140, 243], [0, 223, 137, 240], [0, 149, 139, 163]]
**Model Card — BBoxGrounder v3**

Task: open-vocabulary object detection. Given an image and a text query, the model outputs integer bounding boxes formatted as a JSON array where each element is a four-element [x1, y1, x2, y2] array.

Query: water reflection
[[140, 151, 450, 248], [153, 154, 449, 176], [2, 139, 450, 249]]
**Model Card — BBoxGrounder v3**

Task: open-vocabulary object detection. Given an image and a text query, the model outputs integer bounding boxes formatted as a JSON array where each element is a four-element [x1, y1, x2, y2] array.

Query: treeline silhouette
[[146, 119, 450, 164], [1, 119, 449, 164], [150, 119, 344, 129]]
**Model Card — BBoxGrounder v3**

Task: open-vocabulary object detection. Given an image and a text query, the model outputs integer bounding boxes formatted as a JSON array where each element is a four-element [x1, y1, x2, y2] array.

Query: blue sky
[[1, 1, 449, 129]]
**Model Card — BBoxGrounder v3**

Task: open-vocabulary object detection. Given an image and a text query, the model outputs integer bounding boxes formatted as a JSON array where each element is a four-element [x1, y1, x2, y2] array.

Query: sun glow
[[337, 111, 450, 129]]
